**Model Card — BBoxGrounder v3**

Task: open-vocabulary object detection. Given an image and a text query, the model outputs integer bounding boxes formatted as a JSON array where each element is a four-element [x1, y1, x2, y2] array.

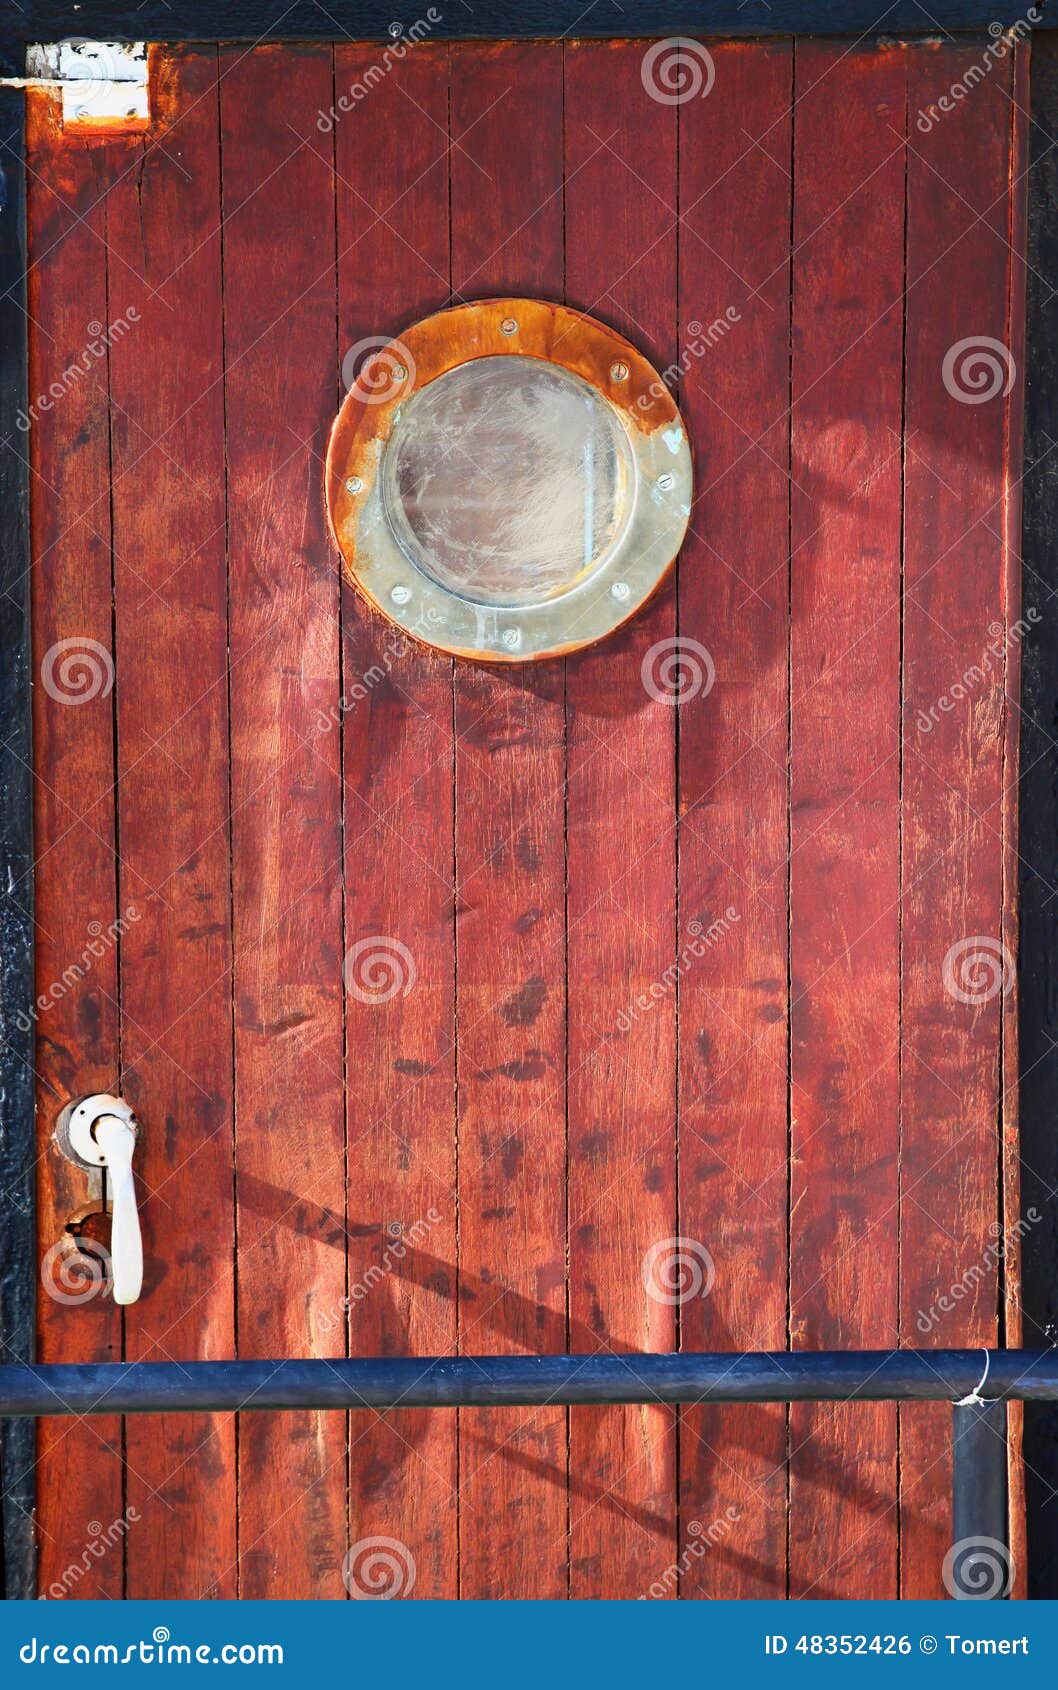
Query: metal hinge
[[0, 41, 149, 132]]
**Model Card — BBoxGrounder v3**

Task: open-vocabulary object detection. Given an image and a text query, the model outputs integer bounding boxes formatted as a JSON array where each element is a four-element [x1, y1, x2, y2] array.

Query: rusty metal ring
[[326, 298, 693, 663]]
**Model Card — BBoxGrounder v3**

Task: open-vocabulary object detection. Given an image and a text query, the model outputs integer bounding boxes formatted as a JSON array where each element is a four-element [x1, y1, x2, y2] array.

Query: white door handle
[[93, 1115, 143, 1305], [53, 1093, 143, 1305]]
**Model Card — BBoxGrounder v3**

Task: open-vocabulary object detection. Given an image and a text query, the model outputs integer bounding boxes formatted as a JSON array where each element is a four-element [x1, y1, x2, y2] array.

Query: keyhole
[[41, 1209, 113, 1306]]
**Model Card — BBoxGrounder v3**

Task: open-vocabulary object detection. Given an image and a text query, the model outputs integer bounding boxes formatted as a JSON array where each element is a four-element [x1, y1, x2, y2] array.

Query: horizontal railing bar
[[1, 1349, 1056, 1416]]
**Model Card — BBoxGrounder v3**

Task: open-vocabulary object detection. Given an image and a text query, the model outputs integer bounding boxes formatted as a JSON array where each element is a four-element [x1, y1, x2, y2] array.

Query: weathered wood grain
[[676, 38, 792, 1599], [106, 47, 236, 1598], [449, 40, 569, 1600], [788, 41, 905, 1599], [564, 37, 679, 1600], [335, 40, 459, 1600], [1004, 39, 1029, 1601], [26, 94, 126, 1599], [219, 42, 347, 1598], [900, 41, 1021, 1598], [24, 35, 1027, 1601]]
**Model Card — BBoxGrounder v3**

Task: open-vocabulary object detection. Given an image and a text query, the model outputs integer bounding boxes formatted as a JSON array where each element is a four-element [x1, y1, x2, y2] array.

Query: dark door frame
[[0, 2, 1050, 62], [2, 0, 1057, 1600]]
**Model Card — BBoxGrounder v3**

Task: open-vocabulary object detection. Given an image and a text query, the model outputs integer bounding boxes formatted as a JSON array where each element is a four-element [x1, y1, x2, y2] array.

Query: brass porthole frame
[[325, 297, 694, 663]]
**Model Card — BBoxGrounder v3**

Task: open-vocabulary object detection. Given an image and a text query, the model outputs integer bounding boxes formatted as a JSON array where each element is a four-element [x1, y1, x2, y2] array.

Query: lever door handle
[[92, 1114, 143, 1305], [53, 1093, 143, 1305]]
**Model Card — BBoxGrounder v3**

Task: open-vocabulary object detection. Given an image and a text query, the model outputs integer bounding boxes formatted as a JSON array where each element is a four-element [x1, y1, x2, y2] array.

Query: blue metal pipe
[[1, 1349, 1056, 1416]]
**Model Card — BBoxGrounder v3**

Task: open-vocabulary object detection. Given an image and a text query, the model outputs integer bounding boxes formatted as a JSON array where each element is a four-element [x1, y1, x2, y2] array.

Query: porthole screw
[[501, 628, 521, 649], [345, 476, 363, 494], [391, 584, 412, 606], [501, 318, 518, 336], [657, 472, 674, 492], [610, 581, 631, 602], [610, 361, 629, 382]]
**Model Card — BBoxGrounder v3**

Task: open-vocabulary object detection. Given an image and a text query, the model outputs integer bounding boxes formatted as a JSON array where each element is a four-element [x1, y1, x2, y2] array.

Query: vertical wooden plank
[[106, 48, 235, 1598], [676, 40, 791, 1599], [900, 42, 1021, 1598], [26, 99, 125, 1598], [1004, 40, 1029, 1601], [449, 40, 568, 1601], [220, 43, 346, 1598], [788, 41, 905, 1599], [564, 39, 678, 1600], [335, 41, 458, 1600]]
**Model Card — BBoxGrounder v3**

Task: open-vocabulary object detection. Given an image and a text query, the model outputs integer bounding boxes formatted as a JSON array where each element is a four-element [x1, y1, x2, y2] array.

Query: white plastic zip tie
[[955, 1348, 992, 1407]]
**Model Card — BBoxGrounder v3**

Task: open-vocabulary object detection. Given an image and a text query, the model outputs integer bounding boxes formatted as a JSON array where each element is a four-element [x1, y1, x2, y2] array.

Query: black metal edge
[[0, 1350, 1056, 1416], [952, 1401, 1010, 1598], [0, 85, 35, 1602], [0, 0, 1055, 68], [1019, 27, 1058, 1604]]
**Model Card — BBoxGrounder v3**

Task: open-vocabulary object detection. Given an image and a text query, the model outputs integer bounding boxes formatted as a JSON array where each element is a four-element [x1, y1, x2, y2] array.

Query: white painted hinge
[[8, 41, 149, 132]]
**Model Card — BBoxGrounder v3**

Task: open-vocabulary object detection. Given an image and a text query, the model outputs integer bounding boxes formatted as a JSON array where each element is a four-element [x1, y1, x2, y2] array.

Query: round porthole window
[[326, 299, 692, 662]]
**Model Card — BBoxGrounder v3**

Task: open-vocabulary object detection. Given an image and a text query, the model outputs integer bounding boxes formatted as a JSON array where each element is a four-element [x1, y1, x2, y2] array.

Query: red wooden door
[[27, 36, 1026, 1599]]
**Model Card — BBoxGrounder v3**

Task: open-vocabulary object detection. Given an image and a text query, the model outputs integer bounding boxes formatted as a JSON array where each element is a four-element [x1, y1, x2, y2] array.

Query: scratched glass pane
[[381, 355, 633, 607]]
